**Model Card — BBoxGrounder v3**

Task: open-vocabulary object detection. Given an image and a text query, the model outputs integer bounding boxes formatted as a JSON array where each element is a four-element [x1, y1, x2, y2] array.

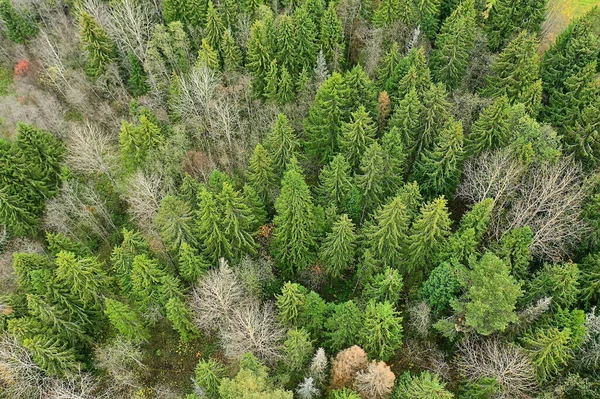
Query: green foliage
[[414, 0, 442, 39], [197, 38, 220, 70], [377, 42, 401, 88], [0, 0, 37, 44], [345, 65, 378, 117], [130, 254, 166, 306], [527, 262, 580, 309], [325, 300, 363, 352], [521, 327, 573, 383], [46, 232, 89, 258], [195, 358, 227, 399], [319, 214, 356, 279], [246, 19, 276, 97], [80, 11, 115, 78], [276, 282, 307, 327], [54, 251, 107, 307], [363, 267, 404, 305], [205, 0, 224, 50], [329, 389, 362, 399], [374, 0, 414, 27], [415, 83, 451, 158], [22, 334, 79, 377], [277, 66, 295, 104], [320, 2, 345, 70], [127, 53, 149, 97], [165, 297, 199, 342], [458, 377, 500, 399], [366, 195, 410, 269], [217, 182, 257, 260], [196, 187, 232, 262], [393, 371, 453, 399], [580, 252, 600, 305], [283, 328, 313, 371], [420, 262, 461, 313], [388, 89, 422, 162], [156, 195, 196, 253], [104, 298, 148, 343], [221, 29, 242, 72], [265, 113, 298, 176], [465, 96, 512, 156], [356, 142, 387, 216], [275, 15, 296, 74], [293, 5, 318, 76], [162, 0, 207, 28], [247, 143, 275, 204], [317, 154, 353, 208], [118, 115, 163, 172], [381, 126, 407, 193], [497, 227, 533, 279], [178, 242, 210, 283], [359, 300, 403, 360], [485, 0, 547, 50], [340, 106, 377, 170]]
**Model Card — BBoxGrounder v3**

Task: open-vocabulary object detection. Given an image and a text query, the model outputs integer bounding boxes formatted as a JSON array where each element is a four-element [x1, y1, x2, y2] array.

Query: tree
[[359, 301, 403, 361], [304, 72, 349, 163], [414, 0, 442, 39], [413, 118, 464, 198], [485, 0, 547, 51], [356, 142, 387, 216], [118, 116, 163, 172], [165, 297, 199, 342], [381, 126, 407, 193], [330, 389, 362, 399], [497, 226, 533, 280], [317, 154, 353, 208], [54, 251, 107, 307], [296, 377, 319, 399], [325, 301, 363, 352], [387, 88, 422, 162], [340, 106, 377, 170], [162, 0, 207, 29], [482, 32, 542, 115], [465, 96, 512, 156], [366, 195, 410, 269], [128, 53, 149, 97], [430, 0, 476, 89], [22, 335, 78, 377], [204, 0, 224, 50], [386, 49, 432, 104], [130, 254, 166, 306], [526, 262, 580, 309], [218, 183, 257, 260], [521, 327, 573, 383], [221, 29, 242, 72], [0, 0, 37, 44], [453, 253, 522, 335], [246, 19, 275, 97], [79, 11, 115, 78], [104, 298, 148, 343], [247, 143, 276, 205], [276, 282, 307, 327], [353, 360, 395, 399], [194, 358, 227, 399], [419, 262, 461, 313], [320, 2, 345, 70], [264, 59, 279, 102], [196, 187, 232, 262], [277, 66, 295, 105], [414, 83, 451, 158], [363, 267, 404, 305], [178, 242, 209, 284], [580, 253, 600, 305], [293, 5, 318, 75], [276, 14, 297, 74], [197, 38, 220, 70], [272, 162, 317, 273], [155, 195, 196, 253], [374, 0, 413, 26], [319, 214, 356, 279], [377, 42, 401, 88], [403, 197, 452, 283], [393, 371, 453, 399], [330, 346, 368, 390], [345, 65, 378, 117], [283, 328, 313, 372], [243, 184, 267, 230], [265, 113, 299, 176]]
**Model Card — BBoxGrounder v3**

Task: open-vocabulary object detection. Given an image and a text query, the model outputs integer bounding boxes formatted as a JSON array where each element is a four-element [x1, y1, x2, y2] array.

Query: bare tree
[[407, 301, 432, 338], [123, 170, 170, 233], [93, 337, 145, 394], [402, 340, 451, 381], [353, 360, 395, 399], [47, 368, 114, 399], [296, 377, 319, 399], [308, 347, 329, 386], [456, 338, 537, 398], [330, 346, 368, 390], [505, 297, 552, 338], [577, 307, 600, 371]]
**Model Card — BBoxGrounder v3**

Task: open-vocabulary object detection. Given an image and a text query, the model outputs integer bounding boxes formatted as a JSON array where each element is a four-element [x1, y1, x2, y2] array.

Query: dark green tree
[[277, 66, 295, 105], [195, 358, 227, 399], [419, 262, 461, 313], [320, 1, 345, 70], [178, 242, 210, 283], [319, 214, 356, 279], [317, 154, 353, 208], [246, 19, 275, 97], [128, 53, 149, 97], [415, 83, 451, 158], [118, 116, 163, 172], [521, 327, 572, 383], [217, 182, 257, 260], [165, 297, 199, 342], [355, 142, 387, 216], [246, 143, 276, 204], [0, 0, 37, 44], [324, 300, 363, 352], [196, 187, 232, 262], [381, 126, 407, 194], [394, 371, 453, 399], [526, 262, 580, 309], [264, 59, 279, 102], [377, 42, 401, 88], [387, 88, 423, 162], [414, 0, 442, 39], [485, 0, 547, 51], [204, 0, 224, 50], [104, 298, 148, 343], [197, 38, 219, 70], [465, 96, 512, 156], [54, 251, 108, 307], [221, 29, 242, 72], [264, 113, 298, 176], [293, 5, 318, 75], [276, 15, 297, 73], [345, 65, 378, 117], [363, 267, 404, 305], [497, 227, 533, 280], [162, 0, 207, 29], [155, 195, 196, 253]]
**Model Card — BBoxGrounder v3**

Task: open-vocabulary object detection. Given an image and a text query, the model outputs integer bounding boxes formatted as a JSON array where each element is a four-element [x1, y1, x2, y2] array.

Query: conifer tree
[[165, 297, 199, 342], [104, 298, 149, 343], [178, 241, 210, 283], [419, 262, 461, 313], [264, 60, 280, 104], [320, 2, 345, 70], [381, 126, 408, 193], [319, 214, 357, 279], [265, 113, 299, 176], [155, 195, 196, 253], [414, 0, 442, 39], [387, 88, 422, 161], [465, 96, 512, 156], [197, 38, 220, 70], [373, 0, 401, 27], [79, 11, 115, 78], [485, 0, 547, 51], [483, 32, 542, 115], [204, 0, 224, 50], [526, 262, 580, 309], [130, 254, 166, 306], [394, 372, 453, 399], [217, 182, 257, 260], [277, 66, 295, 105], [246, 19, 275, 97], [304, 72, 349, 163], [413, 118, 464, 198], [317, 154, 353, 208], [396, 181, 423, 222], [293, 5, 318, 75], [345, 65, 378, 117], [359, 300, 403, 361], [340, 106, 377, 170], [22, 335, 79, 377], [196, 187, 232, 262], [195, 358, 228, 399], [430, 0, 476, 90], [521, 327, 572, 383], [276, 282, 307, 326], [128, 53, 149, 97], [243, 184, 268, 229], [283, 328, 313, 371], [404, 197, 452, 283], [221, 29, 242, 72], [243, 0, 263, 15], [0, 0, 37, 44], [415, 83, 451, 158], [247, 143, 276, 204], [162, 0, 207, 29], [365, 196, 410, 269], [54, 251, 108, 307], [276, 15, 297, 74], [325, 300, 363, 352], [356, 142, 388, 217], [377, 42, 401, 88], [498, 226, 533, 279], [363, 267, 404, 305], [272, 161, 317, 273], [119, 116, 163, 172]]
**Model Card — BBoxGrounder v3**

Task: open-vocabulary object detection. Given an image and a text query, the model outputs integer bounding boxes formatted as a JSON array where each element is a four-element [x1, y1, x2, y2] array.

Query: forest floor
[[540, 0, 600, 51]]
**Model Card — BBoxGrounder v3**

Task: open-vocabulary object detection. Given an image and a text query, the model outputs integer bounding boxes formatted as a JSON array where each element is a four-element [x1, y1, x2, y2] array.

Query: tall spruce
[[319, 214, 357, 279], [217, 182, 257, 260], [204, 0, 224, 51], [465, 96, 512, 156], [320, 2, 345, 71], [485, 0, 547, 51], [265, 113, 298, 176], [356, 142, 388, 217], [340, 106, 377, 170], [247, 143, 276, 204], [317, 154, 353, 208], [246, 19, 275, 98], [79, 11, 115, 78]]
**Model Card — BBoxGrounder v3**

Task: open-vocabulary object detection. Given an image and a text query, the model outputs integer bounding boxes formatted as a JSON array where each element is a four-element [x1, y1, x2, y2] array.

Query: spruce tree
[[276, 281, 307, 326], [276, 15, 297, 74], [277, 66, 295, 105], [485, 0, 547, 51], [387, 88, 423, 161], [272, 161, 317, 274], [355, 142, 387, 217], [165, 297, 199, 342], [365, 195, 410, 269], [521, 327, 572, 383], [430, 0, 476, 90], [130, 254, 166, 306], [415, 83, 451, 158], [221, 29, 242, 72], [54, 251, 108, 307], [414, 0, 442, 39], [22, 335, 79, 377], [325, 300, 363, 352], [128, 53, 149, 97], [319, 214, 356, 279], [497, 226, 533, 279], [482, 32, 542, 115], [465, 96, 512, 156], [373, 0, 402, 27], [293, 5, 318, 75], [195, 358, 228, 399], [320, 2, 345, 71], [413, 118, 464, 198], [119, 116, 163, 172], [317, 154, 353, 208], [345, 65, 378, 118], [396, 181, 423, 222], [162, 0, 207, 29], [359, 300, 403, 361], [79, 11, 115, 78], [204, 0, 224, 50], [243, 183, 268, 229], [377, 42, 401, 89], [363, 267, 404, 305], [394, 372, 453, 399], [304, 72, 349, 163], [197, 38, 219, 70], [247, 143, 276, 204], [404, 197, 452, 283], [155, 195, 196, 253], [340, 106, 377, 170], [217, 182, 257, 260], [265, 113, 299, 176], [0, 0, 37, 44], [178, 241, 210, 283], [104, 298, 148, 343], [246, 19, 275, 97], [283, 328, 313, 371], [196, 187, 232, 262]]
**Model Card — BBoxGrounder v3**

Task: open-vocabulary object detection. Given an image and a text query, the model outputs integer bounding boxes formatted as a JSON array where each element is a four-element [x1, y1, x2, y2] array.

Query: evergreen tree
[[355, 142, 387, 216], [413, 118, 464, 198], [345, 65, 378, 117], [162, 0, 207, 29], [104, 298, 148, 343], [304, 72, 349, 163], [359, 300, 403, 361], [377, 42, 401, 88], [264, 59, 279, 102], [415, 83, 451, 158], [319, 214, 356, 279], [196, 187, 232, 262], [365, 195, 410, 269], [221, 29, 242, 72], [394, 371, 453, 399], [119, 116, 163, 172], [0, 0, 37, 44], [386, 48, 432, 104], [465, 96, 512, 156], [381, 126, 408, 193], [363, 267, 404, 305], [128, 53, 149, 97], [497, 227, 533, 280], [293, 5, 318, 75], [195, 358, 227, 399], [404, 197, 452, 283], [276, 15, 297, 74], [155, 195, 196, 253], [340, 106, 377, 170], [276, 282, 307, 326], [54, 251, 108, 307], [283, 328, 313, 371], [265, 113, 299, 176], [165, 297, 199, 342], [419, 262, 461, 313], [178, 241, 210, 283], [482, 32, 542, 115], [373, 0, 413, 27], [485, 0, 547, 51], [277, 66, 295, 105], [217, 182, 257, 260], [246, 19, 275, 97], [243, 184, 268, 229], [453, 252, 522, 335], [246, 143, 276, 204], [320, 2, 345, 70], [325, 300, 363, 352], [130, 254, 166, 306], [204, 0, 224, 50], [22, 335, 79, 377], [79, 11, 115, 78], [430, 0, 477, 90], [526, 262, 580, 309], [521, 327, 572, 383], [414, 0, 442, 39], [197, 38, 220, 70], [387, 88, 423, 161], [272, 161, 317, 273], [317, 154, 353, 208]]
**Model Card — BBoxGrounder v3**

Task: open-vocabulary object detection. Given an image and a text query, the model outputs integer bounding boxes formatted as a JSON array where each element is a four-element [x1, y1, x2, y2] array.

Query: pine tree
[[483, 32, 543, 115], [377, 42, 401, 88], [465, 96, 512, 156], [276, 15, 297, 74], [304, 72, 349, 163], [325, 300, 363, 352], [404, 197, 452, 283], [272, 161, 317, 273], [413, 118, 464, 198], [128, 53, 149, 97], [387, 88, 423, 162], [221, 29, 242, 72], [79, 11, 115, 78], [430, 0, 476, 90], [340, 106, 377, 170], [277, 66, 295, 105], [178, 241, 210, 283], [265, 113, 299, 176], [247, 143, 276, 204], [246, 19, 275, 97], [22, 335, 79, 377], [0, 0, 37, 44], [104, 298, 148, 343], [319, 214, 356, 279], [415, 83, 451, 158], [54, 251, 108, 307], [521, 327, 573, 383], [355, 142, 388, 217], [359, 300, 403, 361], [414, 0, 442, 39], [204, 0, 224, 51], [293, 5, 318, 75], [217, 182, 257, 260], [276, 282, 307, 326], [365, 195, 410, 269], [345, 65, 378, 117], [196, 187, 232, 262], [485, 0, 547, 51], [155, 195, 196, 253], [165, 297, 199, 342], [320, 2, 345, 71], [317, 154, 353, 208]]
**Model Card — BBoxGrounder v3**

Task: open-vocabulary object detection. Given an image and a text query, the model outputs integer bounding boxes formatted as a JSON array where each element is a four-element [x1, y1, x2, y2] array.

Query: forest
[[0, 0, 600, 397]]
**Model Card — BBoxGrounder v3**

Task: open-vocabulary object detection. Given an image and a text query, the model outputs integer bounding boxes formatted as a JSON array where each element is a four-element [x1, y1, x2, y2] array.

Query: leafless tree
[[123, 170, 170, 233], [93, 337, 145, 394], [407, 301, 432, 338], [353, 360, 395, 399], [46, 368, 114, 399], [308, 347, 329, 386], [505, 297, 552, 338], [456, 338, 538, 398], [330, 345, 368, 390], [296, 377, 319, 399], [402, 340, 451, 381], [577, 307, 600, 372]]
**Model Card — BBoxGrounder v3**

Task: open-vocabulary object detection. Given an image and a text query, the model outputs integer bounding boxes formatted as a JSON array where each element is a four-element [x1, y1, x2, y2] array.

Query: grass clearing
[[540, 0, 600, 51]]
